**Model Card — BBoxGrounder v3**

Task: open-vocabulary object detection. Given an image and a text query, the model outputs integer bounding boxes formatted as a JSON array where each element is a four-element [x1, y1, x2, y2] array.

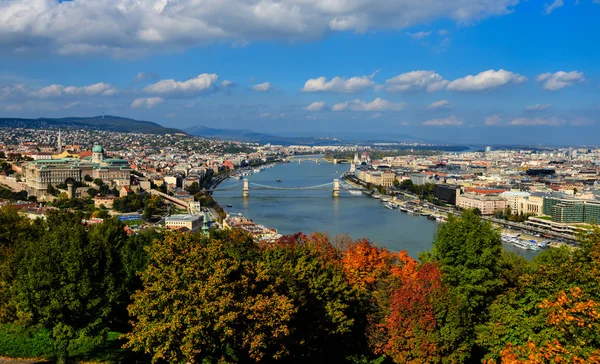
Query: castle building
[[24, 144, 131, 197]]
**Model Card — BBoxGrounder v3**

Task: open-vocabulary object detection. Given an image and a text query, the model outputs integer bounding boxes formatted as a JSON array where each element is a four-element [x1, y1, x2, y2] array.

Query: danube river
[[214, 156, 536, 259]]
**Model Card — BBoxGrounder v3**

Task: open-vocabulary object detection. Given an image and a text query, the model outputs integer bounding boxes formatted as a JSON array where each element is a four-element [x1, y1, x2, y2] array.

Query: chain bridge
[[205, 179, 364, 197]]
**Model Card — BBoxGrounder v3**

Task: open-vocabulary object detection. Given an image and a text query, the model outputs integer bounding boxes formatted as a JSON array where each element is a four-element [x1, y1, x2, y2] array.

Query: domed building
[[92, 144, 104, 163], [24, 144, 131, 197]]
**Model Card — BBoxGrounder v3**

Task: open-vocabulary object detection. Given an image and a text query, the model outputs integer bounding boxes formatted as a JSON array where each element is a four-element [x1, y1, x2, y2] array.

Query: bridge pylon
[[333, 179, 340, 197], [243, 179, 250, 197]]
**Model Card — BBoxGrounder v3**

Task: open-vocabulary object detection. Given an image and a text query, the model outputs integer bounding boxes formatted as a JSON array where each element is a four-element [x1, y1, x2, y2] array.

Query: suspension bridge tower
[[243, 179, 250, 197], [333, 179, 340, 197]]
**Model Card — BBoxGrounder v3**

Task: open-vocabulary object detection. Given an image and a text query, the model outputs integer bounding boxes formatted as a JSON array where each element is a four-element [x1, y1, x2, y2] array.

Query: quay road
[[481, 216, 578, 243], [341, 174, 579, 245]]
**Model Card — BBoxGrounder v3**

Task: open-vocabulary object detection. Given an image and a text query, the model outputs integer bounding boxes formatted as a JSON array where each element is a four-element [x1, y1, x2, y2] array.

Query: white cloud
[[525, 103, 551, 111], [133, 72, 159, 83], [384, 71, 448, 92], [509, 117, 565, 126], [131, 97, 164, 109], [484, 114, 503, 126], [252, 82, 275, 92], [370, 113, 382, 119], [423, 115, 463, 126], [0, 84, 29, 100], [221, 80, 234, 87], [260, 112, 287, 119], [536, 71, 584, 91], [305, 101, 326, 111], [302, 74, 375, 93], [426, 100, 452, 109], [31, 82, 117, 98], [3, 104, 22, 111], [407, 31, 431, 40], [447, 69, 526, 91], [0, 0, 519, 56], [332, 98, 404, 112], [144, 73, 219, 96], [570, 117, 595, 126], [544, 0, 564, 14], [438, 29, 449, 35]]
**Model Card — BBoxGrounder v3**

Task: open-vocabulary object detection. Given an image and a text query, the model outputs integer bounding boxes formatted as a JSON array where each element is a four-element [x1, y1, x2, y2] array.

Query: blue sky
[[0, 0, 599, 145]]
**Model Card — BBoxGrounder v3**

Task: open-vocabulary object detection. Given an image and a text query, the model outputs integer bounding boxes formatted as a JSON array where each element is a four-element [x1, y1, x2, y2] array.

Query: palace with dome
[[24, 144, 131, 197]]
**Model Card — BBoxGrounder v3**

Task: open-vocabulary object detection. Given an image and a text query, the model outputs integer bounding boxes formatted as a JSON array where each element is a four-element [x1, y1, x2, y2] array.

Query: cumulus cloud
[[221, 80, 234, 87], [143, 73, 219, 96], [302, 74, 376, 93], [407, 31, 431, 40], [0, 0, 519, 56], [332, 98, 404, 112], [0, 84, 29, 100], [132, 72, 159, 83], [131, 97, 164, 109], [252, 82, 275, 92], [447, 69, 526, 91], [385, 71, 448, 92], [509, 117, 565, 126], [305, 101, 326, 111], [484, 114, 503, 126], [544, 0, 564, 14], [426, 100, 452, 109], [536, 71, 584, 91], [423, 115, 463, 126], [3, 104, 22, 112], [570, 117, 595, 126], [525, 103, 551, 111], [31, 82, 117, 98]]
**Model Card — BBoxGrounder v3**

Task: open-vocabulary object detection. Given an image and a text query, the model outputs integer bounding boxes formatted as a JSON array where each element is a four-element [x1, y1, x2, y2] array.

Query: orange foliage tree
[[494, 287, 600, 364]]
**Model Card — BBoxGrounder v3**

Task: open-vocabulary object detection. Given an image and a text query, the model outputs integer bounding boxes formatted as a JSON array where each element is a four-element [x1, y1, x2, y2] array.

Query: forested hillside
[[0, 207, 598, 363]]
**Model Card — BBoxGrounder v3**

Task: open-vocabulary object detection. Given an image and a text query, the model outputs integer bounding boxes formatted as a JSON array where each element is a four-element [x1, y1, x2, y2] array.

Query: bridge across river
[[205, 179, 364, 197]]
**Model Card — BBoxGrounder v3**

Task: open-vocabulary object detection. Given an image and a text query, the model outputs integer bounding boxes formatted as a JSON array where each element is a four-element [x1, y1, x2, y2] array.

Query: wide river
[[214, 156, 536, 259]]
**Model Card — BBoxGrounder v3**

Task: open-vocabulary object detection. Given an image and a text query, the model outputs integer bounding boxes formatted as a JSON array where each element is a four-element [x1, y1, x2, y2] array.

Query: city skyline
[[1, 0, 599, 145]]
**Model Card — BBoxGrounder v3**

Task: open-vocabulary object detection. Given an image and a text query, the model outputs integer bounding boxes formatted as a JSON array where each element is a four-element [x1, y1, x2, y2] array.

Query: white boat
[[381, 196, 392, 202], [253, 168, 261, 173], [372, 192, 382, 199], [384, 203, 394, 210]]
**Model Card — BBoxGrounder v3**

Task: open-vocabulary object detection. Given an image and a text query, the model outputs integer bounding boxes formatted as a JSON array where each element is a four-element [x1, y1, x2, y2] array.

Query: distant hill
[[0, 116, 184, 135], [185, 125, 465, 149], [186, 125, 345, 146]]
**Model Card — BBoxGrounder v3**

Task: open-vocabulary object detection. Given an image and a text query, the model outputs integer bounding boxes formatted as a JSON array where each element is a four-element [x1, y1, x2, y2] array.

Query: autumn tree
[[125, 230, 296, 363], [491, 287, 600, 363], [262, 232, 372, 361]]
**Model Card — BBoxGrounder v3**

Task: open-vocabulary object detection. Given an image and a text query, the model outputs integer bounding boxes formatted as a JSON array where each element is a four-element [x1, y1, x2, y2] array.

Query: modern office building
[[434, 184, 461, 205], [543, 196, 600, 224]]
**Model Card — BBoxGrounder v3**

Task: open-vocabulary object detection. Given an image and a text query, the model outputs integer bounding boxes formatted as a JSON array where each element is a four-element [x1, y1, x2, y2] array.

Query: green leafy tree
[[12, 212, 128, 363], [433, 210, 504, 315]]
